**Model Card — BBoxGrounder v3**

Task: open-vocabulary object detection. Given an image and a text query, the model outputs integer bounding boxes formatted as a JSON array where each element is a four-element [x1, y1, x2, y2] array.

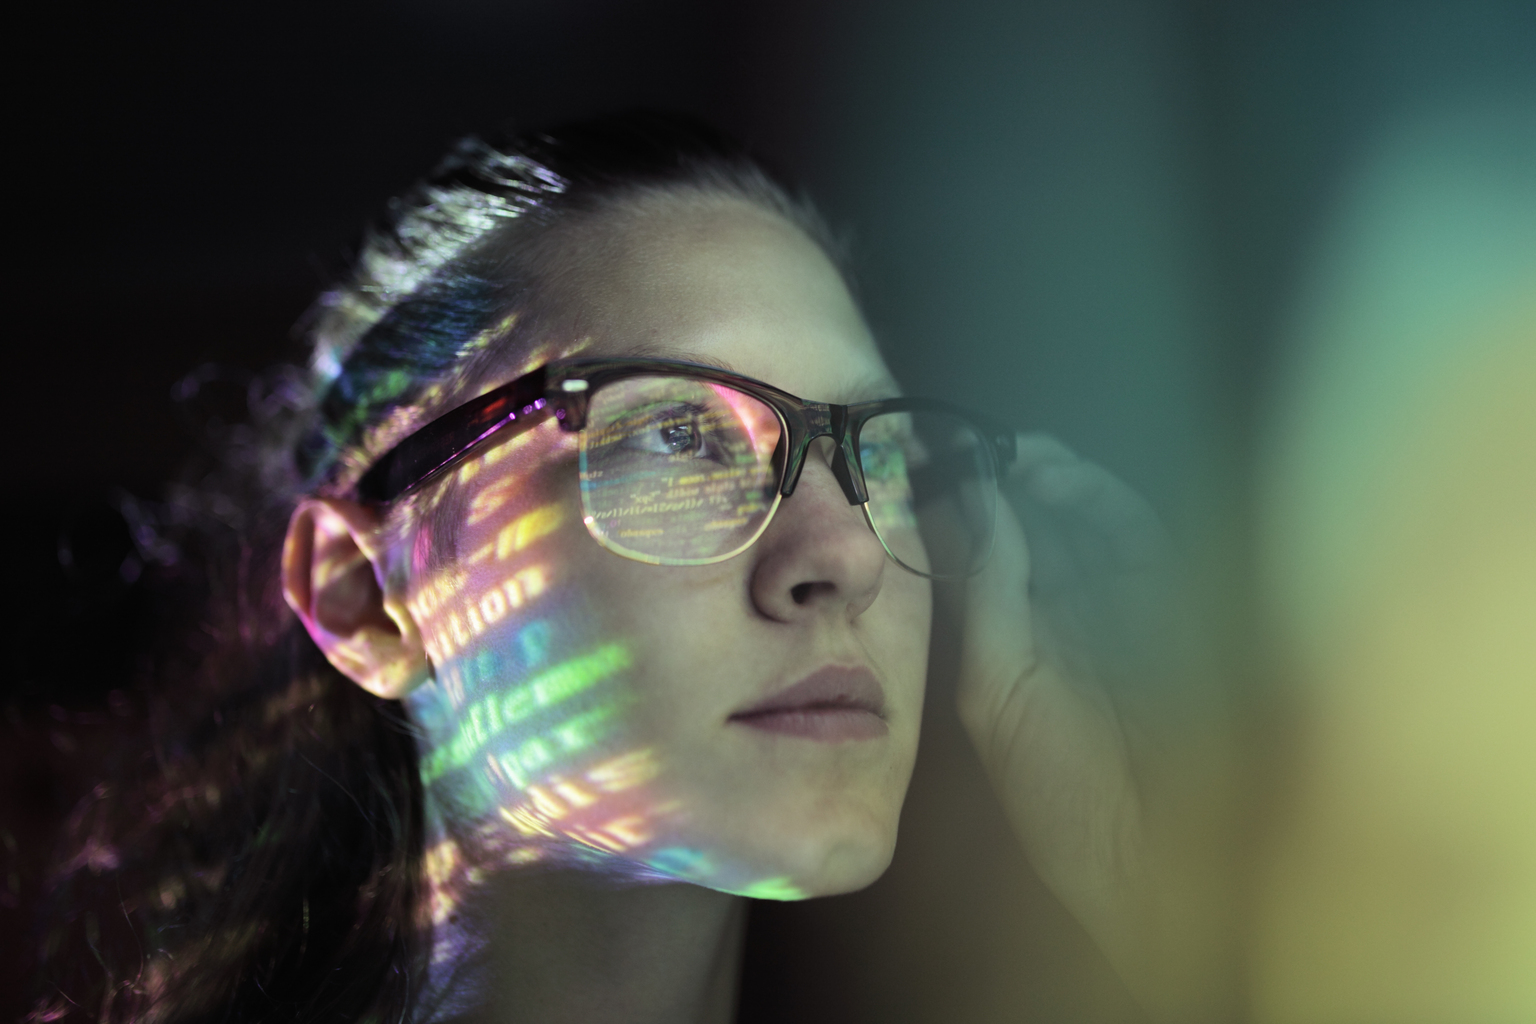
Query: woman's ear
[[281, 498, 430, 700]]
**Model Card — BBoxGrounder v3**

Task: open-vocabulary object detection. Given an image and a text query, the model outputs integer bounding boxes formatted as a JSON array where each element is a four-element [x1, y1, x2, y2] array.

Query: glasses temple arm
[[355, 367, 552, 502]]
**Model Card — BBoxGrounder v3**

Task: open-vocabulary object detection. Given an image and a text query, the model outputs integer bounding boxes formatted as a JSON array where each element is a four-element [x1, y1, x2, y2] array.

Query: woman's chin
[[791, 840, 897, 897], [722, 827, 898, 901], [569, 820, 899, 901]]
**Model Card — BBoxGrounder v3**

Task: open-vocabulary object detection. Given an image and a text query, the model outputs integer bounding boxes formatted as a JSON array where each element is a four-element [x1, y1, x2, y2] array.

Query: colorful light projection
[[402, 426, 805, 940], [578, 376, 782, 562]]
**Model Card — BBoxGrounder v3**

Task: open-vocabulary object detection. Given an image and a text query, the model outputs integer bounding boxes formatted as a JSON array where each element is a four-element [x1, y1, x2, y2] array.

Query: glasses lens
[[579, 376, 785, 564], [858, 409, 997, 579]]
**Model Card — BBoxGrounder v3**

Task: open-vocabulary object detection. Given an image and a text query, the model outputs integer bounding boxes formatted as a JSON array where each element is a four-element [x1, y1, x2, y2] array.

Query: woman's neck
[[476, 867, 747, 1024]]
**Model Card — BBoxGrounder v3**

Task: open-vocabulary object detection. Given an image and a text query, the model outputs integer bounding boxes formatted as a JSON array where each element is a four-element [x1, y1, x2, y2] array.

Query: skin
[[285, 193, 928, 1022], [282, 191, 1226, 1021]]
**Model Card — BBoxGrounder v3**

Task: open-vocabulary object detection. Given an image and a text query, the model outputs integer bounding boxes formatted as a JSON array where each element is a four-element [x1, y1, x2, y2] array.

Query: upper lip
[[730, 665, 886, 720]]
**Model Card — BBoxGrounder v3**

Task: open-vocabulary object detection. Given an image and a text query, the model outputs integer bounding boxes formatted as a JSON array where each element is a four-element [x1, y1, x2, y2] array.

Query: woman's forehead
[[541, 192, 896, 402]]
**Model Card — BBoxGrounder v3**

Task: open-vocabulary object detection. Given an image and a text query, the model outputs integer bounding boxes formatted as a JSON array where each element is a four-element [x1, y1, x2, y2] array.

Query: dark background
[[6, 1, 1534, 1019]]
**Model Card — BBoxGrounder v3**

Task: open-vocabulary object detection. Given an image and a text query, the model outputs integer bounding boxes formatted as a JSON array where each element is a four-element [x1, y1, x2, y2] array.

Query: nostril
[[790, 582, 816, 605]]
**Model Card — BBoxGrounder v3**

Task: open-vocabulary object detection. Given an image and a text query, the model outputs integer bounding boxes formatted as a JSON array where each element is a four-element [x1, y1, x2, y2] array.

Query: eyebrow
[[615, 344, 902, 403], [620, 343, 739, 374]]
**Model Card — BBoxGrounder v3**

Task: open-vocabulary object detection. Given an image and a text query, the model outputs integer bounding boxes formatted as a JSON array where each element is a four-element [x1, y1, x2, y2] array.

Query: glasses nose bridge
[[779, 402, 867, 505]]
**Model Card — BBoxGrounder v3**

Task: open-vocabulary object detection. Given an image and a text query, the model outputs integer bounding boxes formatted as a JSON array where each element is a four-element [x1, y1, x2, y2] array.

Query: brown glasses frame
[[354, 357, 1017, 575]]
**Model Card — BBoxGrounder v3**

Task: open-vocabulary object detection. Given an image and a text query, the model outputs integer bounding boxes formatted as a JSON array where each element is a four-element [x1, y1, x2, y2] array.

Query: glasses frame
[[354, 357, 1017, 577]]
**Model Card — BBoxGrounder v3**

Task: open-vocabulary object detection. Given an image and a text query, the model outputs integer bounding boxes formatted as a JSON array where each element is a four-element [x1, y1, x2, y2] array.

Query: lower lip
[[730, 708, 888, 742]]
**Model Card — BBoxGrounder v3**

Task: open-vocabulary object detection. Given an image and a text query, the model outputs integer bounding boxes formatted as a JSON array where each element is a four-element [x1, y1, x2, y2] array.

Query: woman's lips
[[729, 666, 888, 742]]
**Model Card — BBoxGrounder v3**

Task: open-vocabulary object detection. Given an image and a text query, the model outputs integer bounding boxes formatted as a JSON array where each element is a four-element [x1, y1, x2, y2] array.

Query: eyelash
[[622, 404, 715, 459]]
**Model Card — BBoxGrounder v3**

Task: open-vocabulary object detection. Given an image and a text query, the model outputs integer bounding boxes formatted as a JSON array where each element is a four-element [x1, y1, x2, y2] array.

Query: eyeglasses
[[355, 358, 1016, 579]]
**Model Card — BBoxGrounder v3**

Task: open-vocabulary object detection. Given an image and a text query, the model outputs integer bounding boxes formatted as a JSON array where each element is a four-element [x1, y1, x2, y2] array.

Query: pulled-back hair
[[31, 111, 839, 1023]]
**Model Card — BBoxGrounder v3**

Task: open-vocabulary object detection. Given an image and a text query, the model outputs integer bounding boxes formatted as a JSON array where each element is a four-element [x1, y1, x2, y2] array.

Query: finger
[[1008, 433, 1144, 576], [1003, 480, 1077, 601], [1010, 433, 1164, 545], [957, 494, 1037, 735], [1007, 436, 1155, 555], [1008, 431, 1078, 481], [1020, 455, 1173, 572]]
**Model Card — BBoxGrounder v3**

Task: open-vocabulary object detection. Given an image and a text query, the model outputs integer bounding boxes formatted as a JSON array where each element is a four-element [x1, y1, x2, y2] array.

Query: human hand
[[952, 434, 1230, 1020]]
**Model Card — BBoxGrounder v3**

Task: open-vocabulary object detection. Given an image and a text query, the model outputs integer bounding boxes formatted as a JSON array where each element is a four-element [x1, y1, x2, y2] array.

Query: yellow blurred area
[[1254, 108, 1536, 1022]]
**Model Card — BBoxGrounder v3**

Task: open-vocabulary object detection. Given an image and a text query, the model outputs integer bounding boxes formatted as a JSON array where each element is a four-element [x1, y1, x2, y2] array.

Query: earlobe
[[281, 498, 431, 700]]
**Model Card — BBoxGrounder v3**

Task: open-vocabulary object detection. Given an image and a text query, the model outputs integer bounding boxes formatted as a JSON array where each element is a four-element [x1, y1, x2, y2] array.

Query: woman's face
[[401, 193, 930, 900]]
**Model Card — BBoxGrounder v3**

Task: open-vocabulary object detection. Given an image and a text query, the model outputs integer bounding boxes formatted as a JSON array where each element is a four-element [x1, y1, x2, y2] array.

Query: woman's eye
[[617, 407, 714, 458], [657, 422, 700, 454]]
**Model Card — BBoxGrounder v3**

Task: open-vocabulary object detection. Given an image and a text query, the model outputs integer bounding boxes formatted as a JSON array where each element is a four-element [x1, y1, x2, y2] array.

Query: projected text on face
[[579, 376, 782, 561], [404, 408, 815, 938]]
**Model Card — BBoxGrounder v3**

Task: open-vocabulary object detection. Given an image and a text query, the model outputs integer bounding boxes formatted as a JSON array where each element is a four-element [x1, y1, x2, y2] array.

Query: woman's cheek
[[398, 482, 746, 892], [875, 573, 932, 721], [409, 600, 802, 895], [397, 463, 666, 853]]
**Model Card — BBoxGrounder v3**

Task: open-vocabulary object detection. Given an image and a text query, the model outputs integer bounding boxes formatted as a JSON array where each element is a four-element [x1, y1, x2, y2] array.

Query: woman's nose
[[749, 438, 887, 623]]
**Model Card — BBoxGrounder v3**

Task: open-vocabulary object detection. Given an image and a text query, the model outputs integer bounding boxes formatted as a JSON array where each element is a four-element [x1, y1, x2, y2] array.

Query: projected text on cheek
[[411, 503, 565, 662], [419, 643, 632, 785], [405, 482, 678, 856], [405, 456, 808, 917]]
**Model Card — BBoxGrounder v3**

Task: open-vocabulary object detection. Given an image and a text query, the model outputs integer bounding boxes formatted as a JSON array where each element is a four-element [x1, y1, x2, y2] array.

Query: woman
[[37, 111, 1187, 1022]]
